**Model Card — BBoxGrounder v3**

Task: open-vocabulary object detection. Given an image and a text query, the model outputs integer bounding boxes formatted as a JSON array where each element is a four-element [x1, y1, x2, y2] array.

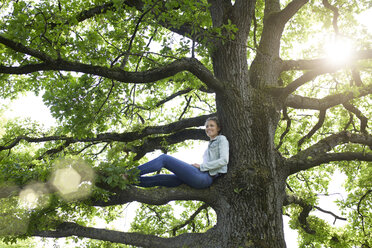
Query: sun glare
[[323, 37, 354, 65]]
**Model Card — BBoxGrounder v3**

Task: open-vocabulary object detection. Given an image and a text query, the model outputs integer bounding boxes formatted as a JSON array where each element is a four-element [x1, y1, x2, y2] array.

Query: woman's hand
[[192, 163, 200, 168]]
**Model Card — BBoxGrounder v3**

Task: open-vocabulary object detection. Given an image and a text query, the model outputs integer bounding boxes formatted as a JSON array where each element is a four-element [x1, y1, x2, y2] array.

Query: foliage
[[0, 0, 371, 247]]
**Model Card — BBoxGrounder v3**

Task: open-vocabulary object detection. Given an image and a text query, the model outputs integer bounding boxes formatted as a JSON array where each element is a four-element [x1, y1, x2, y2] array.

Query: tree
[[0, 0, 371, 247]]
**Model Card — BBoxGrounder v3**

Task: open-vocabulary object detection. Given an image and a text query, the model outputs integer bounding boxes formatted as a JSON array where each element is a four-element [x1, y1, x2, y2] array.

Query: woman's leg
[[138, 174, 183, 187], [137, 154, 213, 189]]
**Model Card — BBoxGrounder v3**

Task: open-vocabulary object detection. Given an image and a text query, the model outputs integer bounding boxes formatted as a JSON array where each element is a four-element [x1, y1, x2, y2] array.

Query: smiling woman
[[122, 117, 229, 189]]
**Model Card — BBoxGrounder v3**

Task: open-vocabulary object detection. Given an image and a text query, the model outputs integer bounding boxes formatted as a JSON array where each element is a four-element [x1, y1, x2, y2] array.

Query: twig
[[298, 109, 327, 150], [357, 189, 372, 235], [322, 0, 340, 35], [178, 96, 193, 120], [343, 102, 368, 134], [120, 2, 158, 69], [171, 203, 209, 236], [96, 80, 115, 115], [276, 108, 292, 150], [313, 206, 347, 224]]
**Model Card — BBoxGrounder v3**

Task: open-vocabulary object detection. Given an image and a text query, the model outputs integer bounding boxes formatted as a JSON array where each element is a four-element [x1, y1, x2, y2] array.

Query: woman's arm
[[192, 163, 200, 168]]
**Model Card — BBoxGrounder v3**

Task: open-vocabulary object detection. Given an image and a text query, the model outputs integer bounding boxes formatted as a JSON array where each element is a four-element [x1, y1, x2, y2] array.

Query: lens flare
[[52, 167, 81, 195], [50, 158, 95, 201], [18, 183, 49, 209]]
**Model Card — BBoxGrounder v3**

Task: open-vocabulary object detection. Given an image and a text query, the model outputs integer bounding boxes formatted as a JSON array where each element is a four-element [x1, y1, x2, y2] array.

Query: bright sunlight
[[323, 36, 354, 65]]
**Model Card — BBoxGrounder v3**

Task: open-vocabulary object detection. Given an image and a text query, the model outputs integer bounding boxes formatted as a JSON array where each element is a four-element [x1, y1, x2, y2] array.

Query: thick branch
[[276, 0, 309, 26], [285, 83, 372, 110], [0, 35, 53, 62], [93, 185, 217, 207], [286, 131, 372, 175], [281, 49, 372, 71], [33, 221, 209, 248], [280, 67, 339, 97], [66, 2, 116, 26], [287, 152, 372, 175], [252, 0, 308, 63], [0, 58, 222, 92], [0, 35, 221, 89], [284, 194, 315, 234]]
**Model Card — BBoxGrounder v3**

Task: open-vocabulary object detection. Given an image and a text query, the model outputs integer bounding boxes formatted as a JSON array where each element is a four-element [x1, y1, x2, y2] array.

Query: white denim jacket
[[200, 135, 229, 176]]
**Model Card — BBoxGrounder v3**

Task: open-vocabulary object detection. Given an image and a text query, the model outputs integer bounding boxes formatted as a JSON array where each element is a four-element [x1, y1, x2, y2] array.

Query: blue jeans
[[137, 154, 213, 189]]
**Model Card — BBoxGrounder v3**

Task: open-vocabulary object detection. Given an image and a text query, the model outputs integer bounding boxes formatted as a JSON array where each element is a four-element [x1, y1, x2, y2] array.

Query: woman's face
[[205, 120, 220, 139]]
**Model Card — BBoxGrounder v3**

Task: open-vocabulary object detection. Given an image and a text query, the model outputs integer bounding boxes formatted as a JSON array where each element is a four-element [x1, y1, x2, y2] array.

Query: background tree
[[0, 0, 371, 247]]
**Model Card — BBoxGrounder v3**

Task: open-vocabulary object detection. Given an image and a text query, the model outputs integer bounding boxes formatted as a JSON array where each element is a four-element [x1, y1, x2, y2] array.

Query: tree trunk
[[207, 39, 287, 247]]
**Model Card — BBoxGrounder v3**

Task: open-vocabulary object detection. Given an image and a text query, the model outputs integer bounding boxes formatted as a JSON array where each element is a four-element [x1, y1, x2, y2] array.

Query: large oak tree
[[0, 0, 371, 247]]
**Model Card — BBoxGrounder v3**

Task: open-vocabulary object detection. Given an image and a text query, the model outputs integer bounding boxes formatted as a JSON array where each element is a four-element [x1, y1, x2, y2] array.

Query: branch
[[0, 135, 73, 152], [343, 102, 368, 134], [279, 67, 339, 98], [0, 59, 222, 92], [49, 0, 208, 42], [357, 189, 372, 235], [322, 0, 339, 35], [0, 35, 222, 88], [178, 96, 193, 120], [276, 107, 292, 150], [351, 67, 363, 87], [297, 109, 327, 149], [281, 49, 372, 71], [171, 203, 209, 236], [276, 0, 309, 26], [0, 114, 214, 152], [313, 206, 346, 224], [287, 152, 372, 177], [0, 35, 53, 62], [284, 194, 315, 234], [155, 88, 193, 107], [120, 3, 154, 69], [286, 131, 372, 175], [33, 221, 209, 248], [93, 185, 217, 207], [284, 194, 347, 234], [285, 83, 372, 110], [251, 0, 308, 63]]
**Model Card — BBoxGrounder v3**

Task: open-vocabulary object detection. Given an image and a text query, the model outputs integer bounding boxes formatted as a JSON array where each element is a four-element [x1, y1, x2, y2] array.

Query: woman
[[131, 117, 229, 189]]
